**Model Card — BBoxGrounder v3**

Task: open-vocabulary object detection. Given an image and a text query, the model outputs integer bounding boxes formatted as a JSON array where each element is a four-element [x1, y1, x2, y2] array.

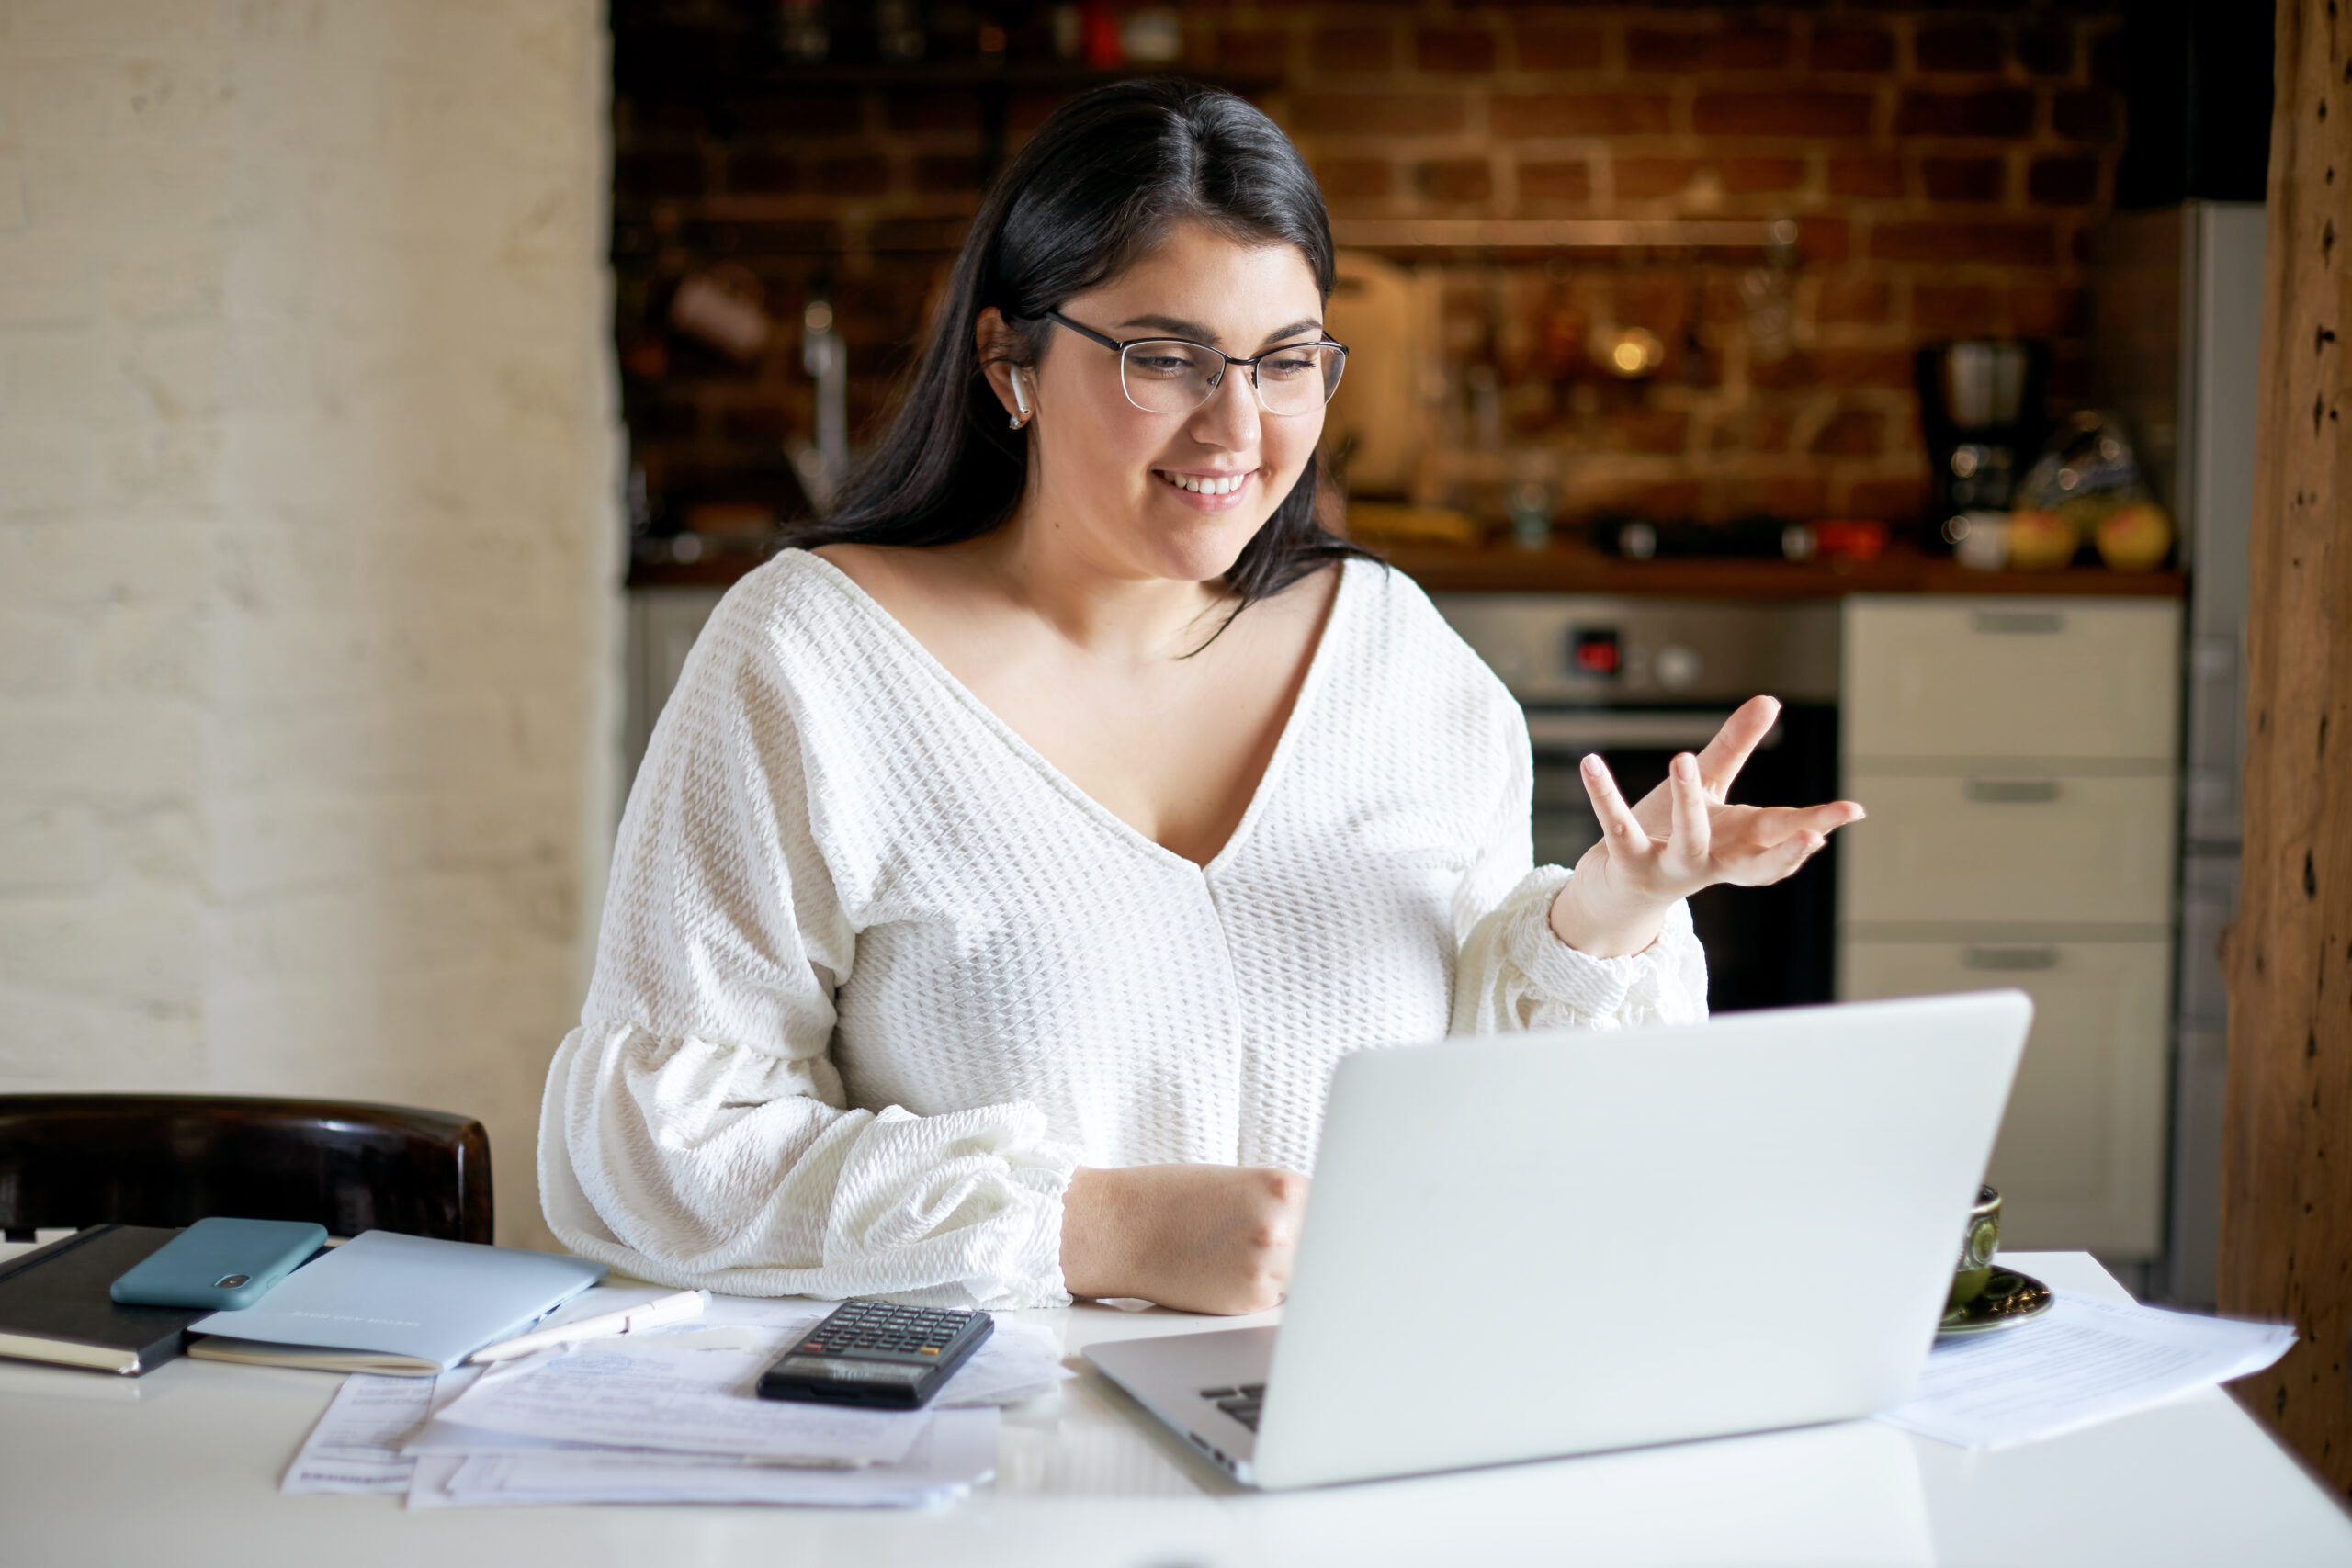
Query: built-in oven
[[1432, 596, 1841, 1013]]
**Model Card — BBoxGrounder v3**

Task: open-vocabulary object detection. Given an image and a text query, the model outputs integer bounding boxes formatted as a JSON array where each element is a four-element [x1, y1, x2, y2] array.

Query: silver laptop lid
[[1251, 990, 2030, 1489]]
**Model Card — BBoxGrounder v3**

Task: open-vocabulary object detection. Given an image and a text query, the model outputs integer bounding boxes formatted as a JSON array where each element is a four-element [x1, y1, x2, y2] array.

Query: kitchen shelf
[[1329, 219, 1799, 254], [742, 64, 1281, 181], [753, 64, 1280, 90]]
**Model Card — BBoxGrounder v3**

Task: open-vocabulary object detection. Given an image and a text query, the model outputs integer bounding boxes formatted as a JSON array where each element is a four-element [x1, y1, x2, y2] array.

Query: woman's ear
[[974, 307, 1033, 429]]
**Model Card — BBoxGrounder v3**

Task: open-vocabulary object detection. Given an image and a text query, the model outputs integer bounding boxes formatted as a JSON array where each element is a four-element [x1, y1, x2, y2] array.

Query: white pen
[[468, 1288, 711, 1364]]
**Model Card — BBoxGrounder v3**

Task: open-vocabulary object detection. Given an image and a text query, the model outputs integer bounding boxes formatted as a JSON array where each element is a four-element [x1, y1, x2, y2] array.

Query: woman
[[540, 82, 1861, 1314]]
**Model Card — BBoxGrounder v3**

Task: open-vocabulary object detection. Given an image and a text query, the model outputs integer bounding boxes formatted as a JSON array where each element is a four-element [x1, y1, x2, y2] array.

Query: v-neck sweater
[[539, 549, 1707, 1307]]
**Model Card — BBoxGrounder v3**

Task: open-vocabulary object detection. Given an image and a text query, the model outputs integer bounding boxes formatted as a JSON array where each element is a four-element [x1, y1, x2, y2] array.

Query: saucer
[[1939, 1268, 2054, 1336]]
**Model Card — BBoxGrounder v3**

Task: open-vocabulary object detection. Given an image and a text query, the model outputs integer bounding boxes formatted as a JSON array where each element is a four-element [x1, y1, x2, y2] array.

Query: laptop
[[1086, 990, 2030, 1490]]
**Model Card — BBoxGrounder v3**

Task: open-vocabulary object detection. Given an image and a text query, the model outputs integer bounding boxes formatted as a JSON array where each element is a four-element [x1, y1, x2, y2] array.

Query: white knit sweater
[[540, 550, 1707, 1306]]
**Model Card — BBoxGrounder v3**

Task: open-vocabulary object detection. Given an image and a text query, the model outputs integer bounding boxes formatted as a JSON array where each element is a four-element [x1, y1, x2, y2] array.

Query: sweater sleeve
[[537, 591, 1079, 1308], [1446, 691, 1711, 1035]]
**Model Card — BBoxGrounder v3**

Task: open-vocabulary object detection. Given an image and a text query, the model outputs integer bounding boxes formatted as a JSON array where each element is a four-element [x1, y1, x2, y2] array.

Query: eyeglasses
[[1037, 310, 1348, 416]]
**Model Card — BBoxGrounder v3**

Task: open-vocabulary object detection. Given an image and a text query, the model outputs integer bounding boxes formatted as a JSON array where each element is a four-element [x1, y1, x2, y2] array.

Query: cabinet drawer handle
[[1963, 945, 2061, 971], [1964, 778, 2062, 803], [1971, 610, 2065, 635]]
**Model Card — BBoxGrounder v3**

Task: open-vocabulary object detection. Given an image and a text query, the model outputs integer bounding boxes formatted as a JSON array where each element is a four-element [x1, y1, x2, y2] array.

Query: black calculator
[[755, 1300, 994, 1411]]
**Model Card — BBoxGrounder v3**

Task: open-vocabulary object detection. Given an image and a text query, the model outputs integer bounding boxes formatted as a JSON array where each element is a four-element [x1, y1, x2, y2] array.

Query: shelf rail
[[1329, 219, 1800, 253]]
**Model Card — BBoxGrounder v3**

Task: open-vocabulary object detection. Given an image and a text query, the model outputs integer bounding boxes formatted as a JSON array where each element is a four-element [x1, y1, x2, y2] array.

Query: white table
[[1, 1252, 2346, 1567]]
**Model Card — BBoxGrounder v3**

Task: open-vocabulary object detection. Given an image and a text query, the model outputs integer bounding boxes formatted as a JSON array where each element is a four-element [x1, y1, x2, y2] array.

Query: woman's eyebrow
[[1115, 314, 1325, 346]]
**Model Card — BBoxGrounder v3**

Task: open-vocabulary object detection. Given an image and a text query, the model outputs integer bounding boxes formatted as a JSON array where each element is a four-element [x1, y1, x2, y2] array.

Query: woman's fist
[[1060, 1163, 1309, 1314]]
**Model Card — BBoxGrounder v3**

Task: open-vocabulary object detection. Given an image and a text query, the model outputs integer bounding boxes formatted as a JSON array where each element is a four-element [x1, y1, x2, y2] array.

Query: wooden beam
[[2220, 0, 2352, 1495]]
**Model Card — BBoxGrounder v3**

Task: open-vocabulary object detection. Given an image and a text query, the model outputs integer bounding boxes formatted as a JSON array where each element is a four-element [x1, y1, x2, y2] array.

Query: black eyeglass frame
[[1033, 310, 1349, 415]]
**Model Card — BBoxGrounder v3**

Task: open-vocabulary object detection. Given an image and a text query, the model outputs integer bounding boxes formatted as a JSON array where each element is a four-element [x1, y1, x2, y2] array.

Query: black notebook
[[0, 1224, 202, 1375]]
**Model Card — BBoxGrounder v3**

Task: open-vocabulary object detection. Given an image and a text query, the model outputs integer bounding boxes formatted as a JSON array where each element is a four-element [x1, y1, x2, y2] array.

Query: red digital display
[[1572, 629, 1622, 676]]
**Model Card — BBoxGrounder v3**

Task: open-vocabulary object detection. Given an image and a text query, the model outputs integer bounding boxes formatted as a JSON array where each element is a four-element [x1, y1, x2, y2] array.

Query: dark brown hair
[[786, 78, 1374, 605]]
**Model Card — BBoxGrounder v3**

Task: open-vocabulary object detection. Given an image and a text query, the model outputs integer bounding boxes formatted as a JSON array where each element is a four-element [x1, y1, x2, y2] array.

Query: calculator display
[[767, 1355, 924, 1386]]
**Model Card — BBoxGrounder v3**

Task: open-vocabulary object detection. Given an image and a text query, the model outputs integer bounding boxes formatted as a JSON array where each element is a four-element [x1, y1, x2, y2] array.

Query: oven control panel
[[1430, 596, 1839, 705]]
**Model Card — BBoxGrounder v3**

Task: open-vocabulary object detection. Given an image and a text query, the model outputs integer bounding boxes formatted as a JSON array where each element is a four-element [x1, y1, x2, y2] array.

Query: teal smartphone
[[108, 1216, 329, 1311]]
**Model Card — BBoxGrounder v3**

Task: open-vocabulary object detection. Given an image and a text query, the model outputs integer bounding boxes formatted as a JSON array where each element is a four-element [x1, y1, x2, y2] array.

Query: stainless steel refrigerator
[[2094, 200, 2266, 1307]]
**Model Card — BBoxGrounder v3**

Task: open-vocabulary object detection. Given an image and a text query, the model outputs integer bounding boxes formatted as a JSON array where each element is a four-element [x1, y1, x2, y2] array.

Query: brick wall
[[0, 0, 623, 1248], [614, 1, 2126, 529]]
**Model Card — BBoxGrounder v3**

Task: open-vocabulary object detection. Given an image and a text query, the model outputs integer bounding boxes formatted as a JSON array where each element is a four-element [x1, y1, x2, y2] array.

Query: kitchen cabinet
[[1838, 773, 2176, 927], [1841, 939, 2171, 1249], [1842, 600, 2179, 761], [1838, 596, 2182, 1258]]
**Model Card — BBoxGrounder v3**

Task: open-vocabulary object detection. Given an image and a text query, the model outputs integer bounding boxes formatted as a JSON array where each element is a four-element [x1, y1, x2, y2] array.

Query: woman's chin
[[1140, 508, 1275, 584]]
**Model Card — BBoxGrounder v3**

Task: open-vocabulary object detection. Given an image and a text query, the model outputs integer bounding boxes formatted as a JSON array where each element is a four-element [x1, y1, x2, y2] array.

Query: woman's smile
[[1153, 466, 1258, 509]]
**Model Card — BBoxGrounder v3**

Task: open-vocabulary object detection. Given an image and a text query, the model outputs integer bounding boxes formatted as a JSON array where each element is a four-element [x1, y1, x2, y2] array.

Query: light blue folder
[[186, 1230, 606, 1375]]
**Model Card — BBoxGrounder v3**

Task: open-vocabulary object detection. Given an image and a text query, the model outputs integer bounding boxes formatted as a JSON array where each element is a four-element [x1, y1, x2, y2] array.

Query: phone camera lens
[[216, 1274, 251, 1288]]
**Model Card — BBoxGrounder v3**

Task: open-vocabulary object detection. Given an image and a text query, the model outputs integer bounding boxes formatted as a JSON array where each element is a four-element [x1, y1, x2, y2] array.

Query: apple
[[2005, 507, 2080, 570], [2095, 500, 2175, 571]]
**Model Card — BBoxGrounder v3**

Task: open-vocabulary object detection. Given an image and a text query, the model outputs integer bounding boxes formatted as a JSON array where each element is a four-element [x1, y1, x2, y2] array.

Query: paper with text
[[428, 1408, 1000, 1506], [428, 1335, 926, 1465], [1876, 1291, 2295, 1449], [935, 1319, 1072, 1407], [281, 1367, 479, 1493]]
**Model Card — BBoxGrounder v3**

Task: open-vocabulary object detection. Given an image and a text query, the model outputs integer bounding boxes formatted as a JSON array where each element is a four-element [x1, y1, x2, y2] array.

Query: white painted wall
[[0, 0, 622, 1249]]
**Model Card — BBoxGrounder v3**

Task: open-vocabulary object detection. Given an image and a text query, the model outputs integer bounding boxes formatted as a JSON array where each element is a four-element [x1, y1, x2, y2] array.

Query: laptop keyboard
[[1197, 1382, 1266, 1432]]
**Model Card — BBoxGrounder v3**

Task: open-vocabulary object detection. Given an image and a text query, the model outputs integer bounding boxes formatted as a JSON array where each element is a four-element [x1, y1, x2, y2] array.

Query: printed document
[[1877, 1291, 2295, 1449], [428, 1335, 927, 1465], [934, 1319, 1072, 1407], [411, 1408, 1000, 1507], [282, 1368, 480, 1494], [285, 1287, 1064, 1504]]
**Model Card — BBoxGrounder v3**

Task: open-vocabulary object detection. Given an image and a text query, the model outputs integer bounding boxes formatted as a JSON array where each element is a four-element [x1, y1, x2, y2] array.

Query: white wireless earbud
[[1008, 367, 1033, 429]]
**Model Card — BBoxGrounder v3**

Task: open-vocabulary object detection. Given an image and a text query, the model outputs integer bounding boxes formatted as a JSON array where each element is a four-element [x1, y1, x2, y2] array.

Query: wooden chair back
[[0, 1094, 493, 1244]]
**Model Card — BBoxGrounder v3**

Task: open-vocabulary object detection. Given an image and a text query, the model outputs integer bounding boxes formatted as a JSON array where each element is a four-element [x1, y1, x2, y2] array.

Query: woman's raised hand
[[1547, 694, 1864, 960]]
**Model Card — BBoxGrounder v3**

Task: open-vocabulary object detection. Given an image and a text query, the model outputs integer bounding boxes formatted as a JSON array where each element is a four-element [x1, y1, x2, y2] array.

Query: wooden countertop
[[1363, 536, 2188, 598], [627, 537, 2187, 599]]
